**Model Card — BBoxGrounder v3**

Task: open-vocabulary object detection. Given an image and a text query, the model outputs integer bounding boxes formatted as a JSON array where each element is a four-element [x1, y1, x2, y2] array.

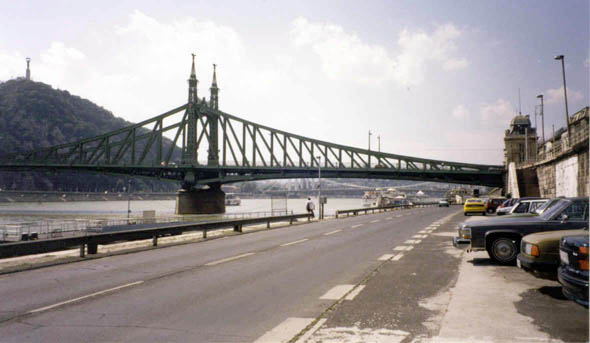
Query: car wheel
[[464, 213, 467, 216], [482, 212, 486, 216], [488, 237, 518, 264]]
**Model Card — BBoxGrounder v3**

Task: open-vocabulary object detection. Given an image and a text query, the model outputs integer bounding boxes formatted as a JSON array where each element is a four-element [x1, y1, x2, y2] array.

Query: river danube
[[0, 198, 362, 225]]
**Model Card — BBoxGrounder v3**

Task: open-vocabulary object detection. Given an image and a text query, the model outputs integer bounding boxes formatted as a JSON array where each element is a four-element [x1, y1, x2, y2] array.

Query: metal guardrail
[[335, 202, 438, 218], [0, 210, 292, 243], [0, 213, 311, 259]]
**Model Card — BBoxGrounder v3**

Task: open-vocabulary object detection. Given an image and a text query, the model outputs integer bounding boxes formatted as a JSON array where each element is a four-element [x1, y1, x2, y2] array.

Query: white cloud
[[452, 104, 470, 119], [544, 86, 584, 105], [479, 98, 516, 125], [290, 18, 468, 87]]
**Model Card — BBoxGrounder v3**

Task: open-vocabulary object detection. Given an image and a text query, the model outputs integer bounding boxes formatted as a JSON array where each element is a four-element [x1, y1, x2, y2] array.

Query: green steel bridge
[[0, 57, 505, 191]]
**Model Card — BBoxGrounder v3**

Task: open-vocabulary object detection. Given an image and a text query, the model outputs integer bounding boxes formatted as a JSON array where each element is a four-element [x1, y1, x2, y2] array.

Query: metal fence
[[0, 210, 292, 243]]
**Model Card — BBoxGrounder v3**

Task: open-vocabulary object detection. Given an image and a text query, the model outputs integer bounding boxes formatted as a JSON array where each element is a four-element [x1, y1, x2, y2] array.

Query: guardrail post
[[203, 229, 207, 239], [79, 244, 86, 257], [88, 242, 98, 255], [234, 225, 242, 233], [289, 218, 294, 225], [267, 221, 270, 229], [335, 211, 339, 219], [152, 235, 158, 246]]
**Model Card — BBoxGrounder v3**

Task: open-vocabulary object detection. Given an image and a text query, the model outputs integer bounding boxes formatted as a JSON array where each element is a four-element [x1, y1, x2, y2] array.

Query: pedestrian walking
[[306, 197, 315, 217]]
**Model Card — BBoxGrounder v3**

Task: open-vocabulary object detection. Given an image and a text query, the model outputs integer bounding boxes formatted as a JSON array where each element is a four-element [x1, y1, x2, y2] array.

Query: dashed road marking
[[392, 253, 404, 261], [324, 229, 342, 236], [205, 252, 255, 266], [370, 219, 380, 223], [386, 216, 393, 220], [351, 224, 363, 229], [280, 238, 309, 247], [404, 239, 421, 244], [254, 317, 315, 343], [413, 234, 428, 239], [378, 254, 395, 261], [29, 281, 144, 314], [395, 215, 403, 218], [394, 245, 412, 251], [406, 246, 414, 251], [418, 230, 428, 233], [320, 284, 356, 300]]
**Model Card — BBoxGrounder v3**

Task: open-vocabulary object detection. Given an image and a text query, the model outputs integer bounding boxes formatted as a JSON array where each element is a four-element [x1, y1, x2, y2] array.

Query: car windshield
[[540, 199, 589, 220], [534, 198, 560, 214]]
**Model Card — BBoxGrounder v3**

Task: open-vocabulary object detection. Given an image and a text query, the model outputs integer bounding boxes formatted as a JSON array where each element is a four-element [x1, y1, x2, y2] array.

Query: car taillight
[[579, 246, 589, 271]]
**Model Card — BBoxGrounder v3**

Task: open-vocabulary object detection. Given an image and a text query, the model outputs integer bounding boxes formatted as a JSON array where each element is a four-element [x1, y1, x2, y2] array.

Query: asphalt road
[[0, 207, 587, 342]]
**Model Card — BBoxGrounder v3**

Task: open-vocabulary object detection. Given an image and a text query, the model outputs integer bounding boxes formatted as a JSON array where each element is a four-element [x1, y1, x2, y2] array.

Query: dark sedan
[[558, 234, 589, 307], [457, 197, 589, 264]]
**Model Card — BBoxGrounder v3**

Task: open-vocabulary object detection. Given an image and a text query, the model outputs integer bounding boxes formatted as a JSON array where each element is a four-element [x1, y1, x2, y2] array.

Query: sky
[[1, 0, 588, 165]]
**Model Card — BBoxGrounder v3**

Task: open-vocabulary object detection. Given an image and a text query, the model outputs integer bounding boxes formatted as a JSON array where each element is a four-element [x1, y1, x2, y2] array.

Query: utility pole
[[368, 130, 372, 168], [377, 135, 381, 152], [555, 55, 571, 144], [537, 94, 545, 144], [316, 155, 322, 219]]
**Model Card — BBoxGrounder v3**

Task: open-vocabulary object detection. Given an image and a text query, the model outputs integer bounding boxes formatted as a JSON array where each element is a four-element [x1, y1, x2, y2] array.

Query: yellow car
[[464, 198, 486, 216]]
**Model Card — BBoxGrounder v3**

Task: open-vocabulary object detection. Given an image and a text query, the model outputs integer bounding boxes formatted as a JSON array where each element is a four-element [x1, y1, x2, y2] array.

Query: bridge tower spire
[[210, 64, 219, 110], [184, 54, 199, 166]]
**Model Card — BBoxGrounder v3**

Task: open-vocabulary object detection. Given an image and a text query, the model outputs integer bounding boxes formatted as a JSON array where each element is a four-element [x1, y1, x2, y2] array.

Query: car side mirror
[[560, 213, 569, 223]]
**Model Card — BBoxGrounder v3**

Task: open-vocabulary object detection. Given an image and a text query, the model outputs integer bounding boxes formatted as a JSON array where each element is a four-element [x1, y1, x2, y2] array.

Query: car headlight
[[461, 227, 471, 239], [524, 243, 539, 256]]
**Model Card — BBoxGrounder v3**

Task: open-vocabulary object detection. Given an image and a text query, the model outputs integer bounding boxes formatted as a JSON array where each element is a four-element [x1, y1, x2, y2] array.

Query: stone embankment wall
[[518, 107, 589, 198]]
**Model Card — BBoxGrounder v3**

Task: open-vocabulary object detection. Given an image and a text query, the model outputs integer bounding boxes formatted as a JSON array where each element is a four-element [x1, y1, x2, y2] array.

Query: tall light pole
[[368, 130, 372, 168], [316, 155, 321, 219], [554, 55, 571, 144], [377, 135, 381, 152], [126, 178, 131, 220], [537, 94, 545, 144]]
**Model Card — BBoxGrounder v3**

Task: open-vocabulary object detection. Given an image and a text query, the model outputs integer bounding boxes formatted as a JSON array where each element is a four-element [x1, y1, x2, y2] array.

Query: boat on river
[[225, 193, 241, 206]]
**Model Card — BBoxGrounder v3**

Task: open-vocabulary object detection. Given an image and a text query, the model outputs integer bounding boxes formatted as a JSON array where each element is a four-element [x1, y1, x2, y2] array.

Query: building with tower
[[504, 114, 537, 166]]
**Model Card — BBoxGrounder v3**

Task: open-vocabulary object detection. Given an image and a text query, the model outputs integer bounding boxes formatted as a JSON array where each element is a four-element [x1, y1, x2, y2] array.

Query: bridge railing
[[335, 202, 438, 218]]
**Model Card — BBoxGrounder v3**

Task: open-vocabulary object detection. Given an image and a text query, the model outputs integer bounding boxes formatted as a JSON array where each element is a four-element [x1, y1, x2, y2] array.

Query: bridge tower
[[176, 56, 225, 215], [25, 57, 31, 80]]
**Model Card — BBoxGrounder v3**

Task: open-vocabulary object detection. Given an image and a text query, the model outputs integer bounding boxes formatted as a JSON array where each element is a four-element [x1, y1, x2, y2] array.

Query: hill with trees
[[0, 78, 179, 192]]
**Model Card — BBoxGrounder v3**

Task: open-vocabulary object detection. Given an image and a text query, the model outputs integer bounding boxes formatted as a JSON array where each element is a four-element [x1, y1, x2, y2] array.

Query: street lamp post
[[368, 130, 372, 168], [316, 155, 321, 219], [554, 55, 571, 144], [537, 94, 545, 144], [126, 178, 131, 220]]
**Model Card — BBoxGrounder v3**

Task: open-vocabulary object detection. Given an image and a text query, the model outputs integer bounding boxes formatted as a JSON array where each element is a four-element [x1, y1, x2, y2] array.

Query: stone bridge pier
[[175, 184, 225, 214]]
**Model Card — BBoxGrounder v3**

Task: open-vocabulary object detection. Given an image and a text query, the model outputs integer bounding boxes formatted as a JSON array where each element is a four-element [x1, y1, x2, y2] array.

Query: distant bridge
[[0, 56, 504, 204]]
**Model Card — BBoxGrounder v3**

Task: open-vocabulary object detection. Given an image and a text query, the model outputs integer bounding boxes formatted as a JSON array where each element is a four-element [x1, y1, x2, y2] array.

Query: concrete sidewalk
[[299, 213, 588, 343]]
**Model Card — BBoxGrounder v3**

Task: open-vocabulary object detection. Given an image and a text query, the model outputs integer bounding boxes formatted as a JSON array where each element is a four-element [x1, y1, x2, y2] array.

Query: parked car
[[517, 228, 588, 280], [455, 197, 589, 264], [438, 199, 449, 207], [558, 233, 589, 307], [486, 198, 505, 213], [496, 198, 519, 215], [509, 199, 549, 215], [463, 198, 486, 216]]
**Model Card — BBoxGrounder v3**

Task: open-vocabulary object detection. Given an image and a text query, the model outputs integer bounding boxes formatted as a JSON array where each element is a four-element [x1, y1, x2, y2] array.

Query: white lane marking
[[351, 224, 363, 228], [324, 229, 342, 236], [254, 317, 315, 343], [320, 284, 355, 300], [345, 285, 365, 300], [294, 318, 327, 343], [280, 238, 309, 247], [413, 234, 428, 239], [406, 246, 414, 251], [404, 240, 421, 244], [29, 281, 144, 314], [370, 219, 380, 223], [392, 253, 404, 261], [205, 252, 255, 266], [378, 254, 395, 261], [418, 230, 427, 233], [394, 245, 409, 251], [395, 215, 403, 218]]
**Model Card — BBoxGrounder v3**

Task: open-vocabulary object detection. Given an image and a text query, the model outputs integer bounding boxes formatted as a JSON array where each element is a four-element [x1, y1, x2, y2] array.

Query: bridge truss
[[0, 60, 505, 188]]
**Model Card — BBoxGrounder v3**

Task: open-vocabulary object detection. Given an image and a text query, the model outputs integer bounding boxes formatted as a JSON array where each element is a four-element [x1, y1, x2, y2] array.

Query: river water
[[0, 198, 363, 225]]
